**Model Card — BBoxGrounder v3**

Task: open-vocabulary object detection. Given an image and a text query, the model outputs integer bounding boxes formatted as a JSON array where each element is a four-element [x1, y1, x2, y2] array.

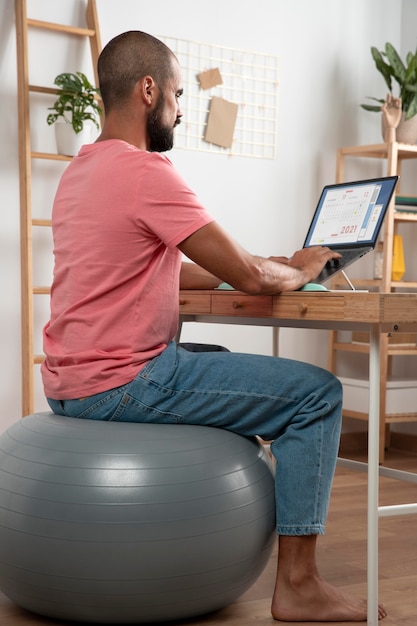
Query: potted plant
[[360, 42, 417, 144], [47, 71, 102, 156]]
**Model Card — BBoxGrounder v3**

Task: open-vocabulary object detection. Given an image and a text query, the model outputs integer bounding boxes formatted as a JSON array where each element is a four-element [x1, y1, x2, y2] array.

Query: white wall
[[1, 0, 415, 428]]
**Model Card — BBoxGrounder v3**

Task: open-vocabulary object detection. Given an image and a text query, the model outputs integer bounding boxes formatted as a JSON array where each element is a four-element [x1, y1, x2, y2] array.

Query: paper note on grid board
[[204, 96, 239, 149]]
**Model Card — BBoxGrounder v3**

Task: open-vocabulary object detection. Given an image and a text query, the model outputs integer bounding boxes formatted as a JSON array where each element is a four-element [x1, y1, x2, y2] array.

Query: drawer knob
[[232, 301, 243, 309]]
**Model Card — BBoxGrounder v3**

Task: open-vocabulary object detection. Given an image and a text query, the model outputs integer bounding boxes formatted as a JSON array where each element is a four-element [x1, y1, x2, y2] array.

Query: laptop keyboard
[[326, 249, 361, 268]]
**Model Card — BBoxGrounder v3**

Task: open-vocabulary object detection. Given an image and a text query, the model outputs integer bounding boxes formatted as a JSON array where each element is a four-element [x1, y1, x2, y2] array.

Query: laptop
[[303, 175, 398, 284]]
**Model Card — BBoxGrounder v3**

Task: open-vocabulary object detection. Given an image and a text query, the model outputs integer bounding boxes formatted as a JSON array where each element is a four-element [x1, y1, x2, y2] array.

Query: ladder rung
[[32, 152, 72, 162], [33, 287, 51, 295], [32, 219, 52, 227], [27, 18, 96, 38], [30, 85, 102, 102], [34, 355, 45, 365], [29, 85, 58, 95]]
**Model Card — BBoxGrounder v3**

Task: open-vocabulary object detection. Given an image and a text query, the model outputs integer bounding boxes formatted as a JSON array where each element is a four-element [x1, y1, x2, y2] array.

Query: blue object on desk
[[298, 283, 328, 292], [216, 282, 328, 292]]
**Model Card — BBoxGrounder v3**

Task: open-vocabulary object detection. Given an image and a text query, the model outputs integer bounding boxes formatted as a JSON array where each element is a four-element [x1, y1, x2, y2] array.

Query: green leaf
[[405, 92, 417, 119], [384, 42, 406, 85], [360, 97, 384, 113], [360, 103, 383, 113], [405, 83, 417, 94], [371, 46, 393, 91]]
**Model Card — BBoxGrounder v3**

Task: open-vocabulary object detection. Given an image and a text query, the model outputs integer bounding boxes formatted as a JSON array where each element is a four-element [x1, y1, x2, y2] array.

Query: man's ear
[[141, 76, 156, 106]]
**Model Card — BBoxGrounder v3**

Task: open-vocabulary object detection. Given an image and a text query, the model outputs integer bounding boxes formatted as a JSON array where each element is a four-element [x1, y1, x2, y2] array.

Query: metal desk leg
[[272, 327, 279, 357], [367, 324, 380, 625], [175, 316, 185, 342]]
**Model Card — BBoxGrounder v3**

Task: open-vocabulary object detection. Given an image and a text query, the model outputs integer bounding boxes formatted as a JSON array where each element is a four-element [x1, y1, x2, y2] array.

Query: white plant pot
[[381, 111, 417, 145], [54, 122, 93, 156], [396, 113, 417, 144]]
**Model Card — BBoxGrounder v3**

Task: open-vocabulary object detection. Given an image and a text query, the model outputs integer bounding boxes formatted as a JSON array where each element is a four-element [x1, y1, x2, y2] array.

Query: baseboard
[[390, 432, 417, 454], [339, 431, 368, 454], [339, 430, 417, 455]]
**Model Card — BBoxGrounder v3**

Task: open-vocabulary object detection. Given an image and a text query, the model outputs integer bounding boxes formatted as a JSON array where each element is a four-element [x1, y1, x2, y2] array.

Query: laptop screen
[[303, 176, 398, 249]]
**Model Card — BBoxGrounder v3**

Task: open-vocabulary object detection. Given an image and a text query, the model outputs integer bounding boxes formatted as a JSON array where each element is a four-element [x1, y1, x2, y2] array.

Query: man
[[42, 31, 386, 622]]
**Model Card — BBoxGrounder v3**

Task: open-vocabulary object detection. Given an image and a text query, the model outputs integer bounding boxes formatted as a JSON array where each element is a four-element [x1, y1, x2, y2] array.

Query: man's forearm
[[180, 262, 222, 289]]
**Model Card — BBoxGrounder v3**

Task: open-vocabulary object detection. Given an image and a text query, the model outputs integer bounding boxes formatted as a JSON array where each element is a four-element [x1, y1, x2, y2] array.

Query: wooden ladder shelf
[[15, 0, 102, 415]]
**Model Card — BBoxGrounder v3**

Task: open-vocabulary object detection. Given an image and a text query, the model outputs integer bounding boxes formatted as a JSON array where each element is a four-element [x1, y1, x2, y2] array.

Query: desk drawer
[[179, 294, 211, 314], [273, 294, 344, 320], [212, 294, 273, 317]]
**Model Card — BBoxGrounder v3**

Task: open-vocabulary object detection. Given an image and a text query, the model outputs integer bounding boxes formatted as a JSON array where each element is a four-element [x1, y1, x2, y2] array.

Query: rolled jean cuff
[[276, 523, 325, 536]]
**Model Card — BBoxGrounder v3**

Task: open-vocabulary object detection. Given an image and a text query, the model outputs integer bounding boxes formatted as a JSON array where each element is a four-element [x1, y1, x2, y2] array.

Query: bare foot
[[271, 573, 387, 622]]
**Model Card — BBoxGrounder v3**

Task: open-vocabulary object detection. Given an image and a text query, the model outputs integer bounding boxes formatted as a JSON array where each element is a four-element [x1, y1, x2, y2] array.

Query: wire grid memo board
[[161, 35, 279, 159]]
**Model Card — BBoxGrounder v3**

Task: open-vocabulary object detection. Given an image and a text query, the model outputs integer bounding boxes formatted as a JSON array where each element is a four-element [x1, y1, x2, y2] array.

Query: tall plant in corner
[[361, 43, 417, 120], [47, 71, 102, 133]]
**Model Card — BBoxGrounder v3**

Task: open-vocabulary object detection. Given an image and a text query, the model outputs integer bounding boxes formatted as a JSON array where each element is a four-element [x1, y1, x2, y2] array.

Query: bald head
[[98, 31, 177, 112]]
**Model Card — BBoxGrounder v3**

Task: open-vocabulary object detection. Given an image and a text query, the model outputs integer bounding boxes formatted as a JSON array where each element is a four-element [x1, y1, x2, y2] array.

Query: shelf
[[332, 278, 417, 291], [334, 341, 417, 356], [331, 142, 417, 461], [391, 281, 417, 290], [338, 142, 417, 159], [340, 375, 417, 421], [394, 211, 417, 222], [342, 408, 417, 424]]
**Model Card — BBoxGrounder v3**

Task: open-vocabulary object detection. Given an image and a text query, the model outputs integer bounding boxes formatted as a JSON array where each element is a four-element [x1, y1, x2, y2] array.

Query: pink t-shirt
[[41, 140, 214, 399]]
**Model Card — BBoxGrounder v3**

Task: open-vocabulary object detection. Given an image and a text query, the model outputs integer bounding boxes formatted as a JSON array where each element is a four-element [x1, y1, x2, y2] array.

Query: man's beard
[[147, 95, 177, 152]]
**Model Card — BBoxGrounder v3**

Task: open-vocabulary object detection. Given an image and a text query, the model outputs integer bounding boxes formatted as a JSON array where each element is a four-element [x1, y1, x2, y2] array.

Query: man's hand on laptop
[[286, 246, 342, 283]]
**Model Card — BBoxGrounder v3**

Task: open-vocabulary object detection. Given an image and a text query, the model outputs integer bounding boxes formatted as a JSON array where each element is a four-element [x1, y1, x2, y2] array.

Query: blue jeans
[[48, 341, 342, 536]]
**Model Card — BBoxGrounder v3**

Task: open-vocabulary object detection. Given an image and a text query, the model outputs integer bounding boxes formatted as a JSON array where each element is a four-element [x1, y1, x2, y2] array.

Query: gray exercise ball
[[0, 412, 276, 623]]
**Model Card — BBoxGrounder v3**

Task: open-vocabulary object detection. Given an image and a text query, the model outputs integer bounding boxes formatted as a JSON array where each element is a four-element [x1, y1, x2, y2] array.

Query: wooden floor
[[1, 448, 416, 626]]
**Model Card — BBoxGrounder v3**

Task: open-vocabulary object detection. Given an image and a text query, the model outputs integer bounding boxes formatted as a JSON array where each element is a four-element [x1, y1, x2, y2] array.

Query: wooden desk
[[178, 290, 417, 626]]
